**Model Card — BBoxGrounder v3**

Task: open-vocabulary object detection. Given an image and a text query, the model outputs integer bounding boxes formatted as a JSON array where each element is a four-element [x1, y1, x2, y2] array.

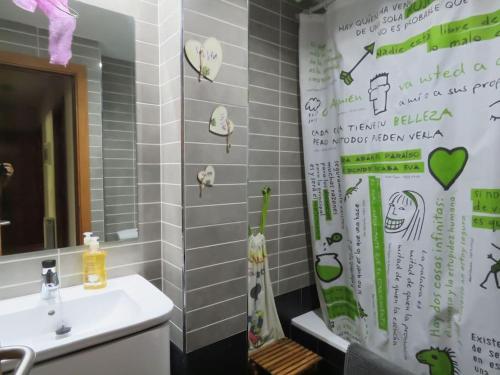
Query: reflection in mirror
[[0, 1, 138, 255]]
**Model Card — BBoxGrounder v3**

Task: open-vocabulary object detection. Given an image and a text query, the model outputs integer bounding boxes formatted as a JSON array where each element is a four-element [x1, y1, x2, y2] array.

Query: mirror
[[0, 1, 138, 255]]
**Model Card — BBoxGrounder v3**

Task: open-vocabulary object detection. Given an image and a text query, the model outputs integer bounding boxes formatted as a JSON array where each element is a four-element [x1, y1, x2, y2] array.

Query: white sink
[[0, 275, 173, 364]]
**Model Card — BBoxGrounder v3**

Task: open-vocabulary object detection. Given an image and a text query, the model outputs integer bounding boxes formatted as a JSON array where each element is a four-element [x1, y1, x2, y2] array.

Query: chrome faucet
[[41, 260, 59, 300], [40, 260, 72, 336]]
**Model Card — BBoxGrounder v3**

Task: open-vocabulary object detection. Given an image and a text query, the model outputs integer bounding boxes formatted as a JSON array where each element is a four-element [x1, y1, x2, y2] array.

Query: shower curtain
[[299, 1, 500, 374]]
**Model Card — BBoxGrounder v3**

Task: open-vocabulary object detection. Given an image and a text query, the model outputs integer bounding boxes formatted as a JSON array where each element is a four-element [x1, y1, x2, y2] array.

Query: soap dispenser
[[83, 232, 93, 247], [82, 236, 107, 289]]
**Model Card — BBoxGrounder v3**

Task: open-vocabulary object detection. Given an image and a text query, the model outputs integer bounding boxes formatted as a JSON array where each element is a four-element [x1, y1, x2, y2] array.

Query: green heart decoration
[[428, 147, 468, 191]]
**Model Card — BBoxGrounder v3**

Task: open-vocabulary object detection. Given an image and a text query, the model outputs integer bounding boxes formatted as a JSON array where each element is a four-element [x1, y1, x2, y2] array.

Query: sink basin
[[0, 275, 173, 364]]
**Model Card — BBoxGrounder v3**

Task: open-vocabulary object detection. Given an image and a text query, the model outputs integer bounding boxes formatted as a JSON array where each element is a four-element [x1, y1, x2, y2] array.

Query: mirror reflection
[[0, 0, 138, 255]]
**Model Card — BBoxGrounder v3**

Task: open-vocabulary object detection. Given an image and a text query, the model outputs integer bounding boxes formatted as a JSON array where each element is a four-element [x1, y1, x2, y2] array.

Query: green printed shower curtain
[[299, 1, 500, 374]]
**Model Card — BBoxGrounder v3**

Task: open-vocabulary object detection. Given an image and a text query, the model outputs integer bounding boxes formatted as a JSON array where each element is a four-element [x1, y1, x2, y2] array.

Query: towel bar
[[0, 346, 36, 375]]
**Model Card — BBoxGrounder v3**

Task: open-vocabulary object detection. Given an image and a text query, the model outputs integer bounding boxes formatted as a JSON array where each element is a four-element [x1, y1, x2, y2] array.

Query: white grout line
[[278, 270, 314, 284], [186, 275, 247, 293], [184, 162, 247, 167], [0, 279, 40, 289], [221, 0, 247, 11], [184, 8, 248, 32], [169, 321, 183, 332], [186, 312, 247, 334], [184, 30, 247, 52], [186, 239, 247, 252], [186, 257, 247, 272], [186, 294, 246, 314], [185, 220, 247, 231], [184, 141, 247, 147], [185, 183, 247, 187], [184, 75, 247, 91], [183, 97, 247, 110], [163, 258, 183, 272], [163, 222, 182, 230], [247, 148, 301, 154], [162, 240, 183, 251], [186, 202, 246, 209]]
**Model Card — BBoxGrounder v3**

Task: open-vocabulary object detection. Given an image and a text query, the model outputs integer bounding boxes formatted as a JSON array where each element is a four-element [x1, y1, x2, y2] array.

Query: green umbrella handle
[[259, 186, 271, 235]]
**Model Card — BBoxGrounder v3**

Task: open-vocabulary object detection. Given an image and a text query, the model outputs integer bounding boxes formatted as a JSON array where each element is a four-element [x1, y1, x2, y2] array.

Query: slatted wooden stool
[[249, 338, 322, 375]]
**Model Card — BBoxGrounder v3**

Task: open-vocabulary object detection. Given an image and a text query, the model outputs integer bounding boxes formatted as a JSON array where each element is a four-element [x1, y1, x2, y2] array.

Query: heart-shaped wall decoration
[[210, 106, 235, 136], [428, 147, 468, 191], [184, 37, 223, 81], [197, 165, 215, 187]]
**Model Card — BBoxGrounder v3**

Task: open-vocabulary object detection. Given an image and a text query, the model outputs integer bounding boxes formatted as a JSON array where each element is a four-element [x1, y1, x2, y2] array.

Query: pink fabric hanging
[[13, 0, 77, 66]]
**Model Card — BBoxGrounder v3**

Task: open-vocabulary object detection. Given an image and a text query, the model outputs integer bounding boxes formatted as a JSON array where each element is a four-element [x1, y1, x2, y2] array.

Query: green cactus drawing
[[344, 178, 362, 201], [357, 302, 368, 319], [416, 347, 458, 375]]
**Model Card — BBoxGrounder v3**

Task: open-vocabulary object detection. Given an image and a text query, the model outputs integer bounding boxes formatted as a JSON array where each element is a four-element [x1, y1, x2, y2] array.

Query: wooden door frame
[[0, 51, 91, 242]]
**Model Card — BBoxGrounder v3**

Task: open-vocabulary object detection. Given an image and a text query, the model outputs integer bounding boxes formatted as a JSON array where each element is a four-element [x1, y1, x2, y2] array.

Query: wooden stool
[[249, 338, 322, 375]]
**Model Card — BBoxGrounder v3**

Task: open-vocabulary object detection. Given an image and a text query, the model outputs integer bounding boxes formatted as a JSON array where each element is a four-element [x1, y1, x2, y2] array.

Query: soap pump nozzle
[[89, 236, 100, 252], [83, 232, 93, 246]]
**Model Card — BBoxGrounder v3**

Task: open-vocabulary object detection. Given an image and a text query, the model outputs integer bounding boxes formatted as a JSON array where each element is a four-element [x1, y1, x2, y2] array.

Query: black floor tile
[[317, 359, 344, 375], [171, 332, 248, 375]]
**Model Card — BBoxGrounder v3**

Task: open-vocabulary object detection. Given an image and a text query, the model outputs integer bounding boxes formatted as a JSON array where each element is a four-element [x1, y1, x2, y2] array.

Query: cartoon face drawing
[[368, 73, 390, 115], [384, 191, 425, 241]]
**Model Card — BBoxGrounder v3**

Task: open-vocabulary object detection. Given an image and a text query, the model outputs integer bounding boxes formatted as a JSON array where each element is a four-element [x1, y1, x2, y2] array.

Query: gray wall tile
[[186, 240, 247, 269], [163, 260, 183, 289], [186, 204, 246, 227], [182, 0, 249, 352], [184, 9, 247, 48], [186, 259, 247, 291], [248, 0, 313, 298], [185, 277, 247, 312], [186, 295, 246, 331], [186, 313, 246, 352], [185, 222, 247, 250]]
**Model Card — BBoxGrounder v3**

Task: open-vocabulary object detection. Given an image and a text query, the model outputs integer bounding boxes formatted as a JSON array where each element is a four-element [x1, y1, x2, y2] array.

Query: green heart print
[[428, 147, 468, 191]]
